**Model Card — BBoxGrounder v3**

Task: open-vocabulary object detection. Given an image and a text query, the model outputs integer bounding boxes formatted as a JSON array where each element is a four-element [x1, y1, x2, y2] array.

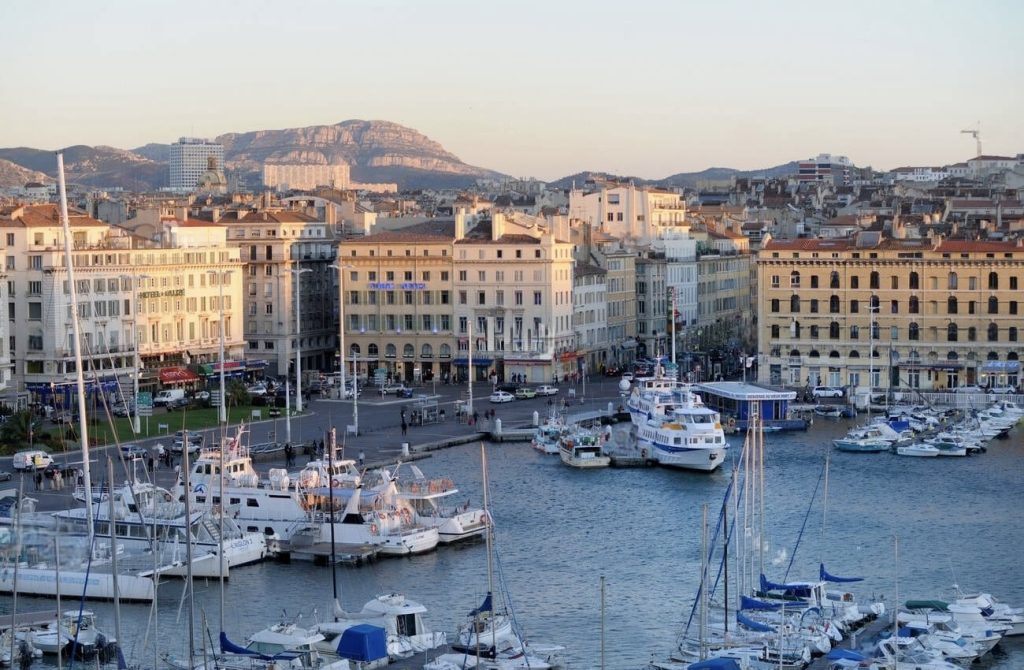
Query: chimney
[[492, 212, 506, 241], [211, 207, 222, 223], [583, 221, 593, 261], [455, 208, 466, 240], [175, 205, 188, 222]]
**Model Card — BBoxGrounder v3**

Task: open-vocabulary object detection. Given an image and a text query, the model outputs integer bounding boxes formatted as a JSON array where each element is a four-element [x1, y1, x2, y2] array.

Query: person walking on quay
[[358, 450, 365, 468], [472, 410, 479, 426], [53, 470, 63, 491], [33, 470, 42, 491], [147, 455, 154, 475], [284, 442, 294, 467], [401, 419, 408, 436], [156, 443, 166, 468]]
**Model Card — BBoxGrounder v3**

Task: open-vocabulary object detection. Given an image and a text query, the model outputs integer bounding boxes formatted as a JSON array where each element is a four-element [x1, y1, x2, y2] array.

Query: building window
[[909, 322, 919, 340], [265, 304, 273, 315], [790, 271, 800, 287], [1010, 327, 1018, 342], [890, 300, 898, 314], [810, 275, 819, 289], [770, 299, 780, 313], [809, 325, 819, 339], [869, 271, 879, 289], [850, 325, 859, 340], [989, 272, 999, 290], [533, 291, 542, 305], [890, 326, 898, 340], [809, 299, 818, 313], [850, 276, 859, 289], [967, 326, 976, 342], [988, 323, 998, 342], [989, 296, 998, 314], [459, 271, 467, 281], [969, 301, 976, 315], [1011, 301, 1018, 315], [829, 295, 840, 313], [947, 297, 957, 314], [890, 276, 899, 290], [947, 324, 958, 342], [478, 291, 486, 305], [458, 291, 467, 305], [829, 322, 840, 339], [909, 296, 919, 314], [1010, 277, 1018, 290], [909, 271, 919, 289], [770, 324, 779, 338], [405, 291, 414, 305], [850, 300, 859, 313], [790, 295, 800, 313], [515, 291, 523, 305], [830, 272, 839, 289], [948, 272, 958, 289], [771, 275, 780, 288]]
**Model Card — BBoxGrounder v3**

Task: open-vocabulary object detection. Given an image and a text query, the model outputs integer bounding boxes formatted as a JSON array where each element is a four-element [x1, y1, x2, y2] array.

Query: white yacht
[[558, 429, 611, 468], [635, 390, 727, 472], [371, 464, 488, 544], [314, 593, 446, 659]]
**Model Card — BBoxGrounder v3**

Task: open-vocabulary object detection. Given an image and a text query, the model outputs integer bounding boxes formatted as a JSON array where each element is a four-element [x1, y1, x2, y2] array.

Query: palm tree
[[0, 410, 42, 452]]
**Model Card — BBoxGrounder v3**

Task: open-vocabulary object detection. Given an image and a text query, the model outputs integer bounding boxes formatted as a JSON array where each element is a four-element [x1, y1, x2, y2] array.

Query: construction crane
[[961, 122, 982, 157]]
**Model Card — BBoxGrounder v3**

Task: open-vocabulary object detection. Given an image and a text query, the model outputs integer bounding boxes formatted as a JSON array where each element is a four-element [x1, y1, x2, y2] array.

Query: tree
[[225, 379, 250, 410], [0, 411, 43, 453]]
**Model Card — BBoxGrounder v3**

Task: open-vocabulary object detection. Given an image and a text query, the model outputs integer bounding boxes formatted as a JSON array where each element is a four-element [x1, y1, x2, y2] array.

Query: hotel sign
[[139, 289, 185, 299], [368, 282, 427, 290]]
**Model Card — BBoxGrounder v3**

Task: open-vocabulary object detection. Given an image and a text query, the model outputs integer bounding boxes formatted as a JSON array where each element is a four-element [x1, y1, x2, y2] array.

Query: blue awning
[[981, 361, 1020, 373], [453, 358, 492, 366]]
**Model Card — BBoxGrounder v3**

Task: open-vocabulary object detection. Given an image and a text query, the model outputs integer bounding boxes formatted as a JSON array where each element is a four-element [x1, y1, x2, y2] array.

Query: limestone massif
[[0, 120, 505, 191]]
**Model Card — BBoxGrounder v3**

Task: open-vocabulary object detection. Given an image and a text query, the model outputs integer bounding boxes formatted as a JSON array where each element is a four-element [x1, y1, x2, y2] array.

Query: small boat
[[531, 409, 567, 454], [559, 430, 610, 469], [315, 593, 446, 659], [896, 444, 940, 457], [372, 465, 488, 544], [833, 437, 890, 453], [31, 610, 117, 660], [813, 405, 843, 418]]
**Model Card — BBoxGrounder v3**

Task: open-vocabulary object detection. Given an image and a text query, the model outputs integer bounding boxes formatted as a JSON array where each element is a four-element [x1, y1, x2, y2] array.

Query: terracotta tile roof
[[0, 203, 105, 227], [235, 210, 320, 224], [934, 240, 1020, 253], [761, 239, 855, 251], [346, 220, 455, 244], [456, 233, 540, 245]]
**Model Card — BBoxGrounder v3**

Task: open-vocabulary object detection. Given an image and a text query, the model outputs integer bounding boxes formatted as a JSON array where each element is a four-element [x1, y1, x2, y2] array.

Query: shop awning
[[160, 367, 199, 384], [453, 358, 492, 366]]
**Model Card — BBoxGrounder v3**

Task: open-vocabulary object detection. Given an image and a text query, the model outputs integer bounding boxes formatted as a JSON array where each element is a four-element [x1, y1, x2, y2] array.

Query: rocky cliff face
[[0, 158, 51, 189]]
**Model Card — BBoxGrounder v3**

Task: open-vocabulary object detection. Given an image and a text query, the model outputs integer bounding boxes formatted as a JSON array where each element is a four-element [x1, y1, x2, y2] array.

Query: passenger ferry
[[635, 389, 727, 472]]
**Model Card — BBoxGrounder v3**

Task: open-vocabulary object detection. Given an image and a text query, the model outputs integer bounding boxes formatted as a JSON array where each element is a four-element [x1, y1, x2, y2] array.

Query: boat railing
[[399, 478, 455, 495]]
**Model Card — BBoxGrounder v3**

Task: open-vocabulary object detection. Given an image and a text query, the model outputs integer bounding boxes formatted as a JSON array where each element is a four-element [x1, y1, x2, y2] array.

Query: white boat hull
[[651, 445, 726, 472], [430, 510, 488, 544], [0, 565, 154, 602]]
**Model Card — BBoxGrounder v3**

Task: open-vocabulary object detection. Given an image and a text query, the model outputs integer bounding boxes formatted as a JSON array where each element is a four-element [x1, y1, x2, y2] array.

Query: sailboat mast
[[480, 443, 496, 651], [56, 152, 95, 532], [107, 457, 122, 659], [328, 427, 339, 618]]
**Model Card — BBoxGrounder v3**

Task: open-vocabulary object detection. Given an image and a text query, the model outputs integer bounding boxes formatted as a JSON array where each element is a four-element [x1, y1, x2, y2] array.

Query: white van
[[13, 450, 53, 471], [154, 388, 186, 407]]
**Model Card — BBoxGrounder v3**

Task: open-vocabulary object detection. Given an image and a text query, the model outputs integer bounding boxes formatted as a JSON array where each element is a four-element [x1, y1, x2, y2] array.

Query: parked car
[[246, 384, 268, 397], [396, 387, 414, 398], [812, 386, 844, 399], [153, 388, 185, 407], [489, 391, 514, 404], [954, 385, 983, 394], [120, 444, 148, 461], [381, 383, 410, 396], [990, 385, 1017, 394], [112, 402, 135, 417], [174, 431, 204, 446], [164, 397, 190, 411], [13, 450, 53, 471], [495, 382, 520, 394], [514, 387, 537, 399], [193, 390, 211, 401], [534, 385, 559, 396]]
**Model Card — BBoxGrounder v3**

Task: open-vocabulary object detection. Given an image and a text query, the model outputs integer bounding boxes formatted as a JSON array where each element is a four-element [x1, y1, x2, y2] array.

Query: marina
[[0, 412, 1020, 669]]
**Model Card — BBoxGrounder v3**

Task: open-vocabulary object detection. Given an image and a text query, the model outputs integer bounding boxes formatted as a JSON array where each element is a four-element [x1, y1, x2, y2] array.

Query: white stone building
[[169, 138, 224, 191]]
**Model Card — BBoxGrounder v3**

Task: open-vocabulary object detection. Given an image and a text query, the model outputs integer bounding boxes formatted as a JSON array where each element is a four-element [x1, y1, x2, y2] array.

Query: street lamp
[[121, 273, 150, 435], [206, 270, 233, 426], [289, 267, 312, 413]]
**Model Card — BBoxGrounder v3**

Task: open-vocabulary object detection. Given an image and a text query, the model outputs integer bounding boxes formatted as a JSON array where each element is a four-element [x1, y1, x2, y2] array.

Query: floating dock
[[275, 542, 380, 565]]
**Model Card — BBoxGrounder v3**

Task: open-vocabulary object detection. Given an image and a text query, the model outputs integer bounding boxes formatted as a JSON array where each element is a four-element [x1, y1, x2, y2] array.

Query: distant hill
[[0, 158, 51, 189], [0, 145, 166, 190], [546, 162, 802, 191]]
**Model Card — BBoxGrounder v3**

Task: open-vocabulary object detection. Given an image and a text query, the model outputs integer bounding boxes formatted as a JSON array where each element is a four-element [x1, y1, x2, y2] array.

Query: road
[[3, 377, 632, 512]]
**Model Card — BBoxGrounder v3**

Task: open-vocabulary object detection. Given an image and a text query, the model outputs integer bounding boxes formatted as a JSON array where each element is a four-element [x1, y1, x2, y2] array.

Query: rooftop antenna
[[960, 121, 982, 157]]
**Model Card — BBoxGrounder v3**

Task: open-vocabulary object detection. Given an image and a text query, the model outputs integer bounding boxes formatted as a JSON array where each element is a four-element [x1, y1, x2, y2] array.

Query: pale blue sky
[[2, 0, 1021, 180]]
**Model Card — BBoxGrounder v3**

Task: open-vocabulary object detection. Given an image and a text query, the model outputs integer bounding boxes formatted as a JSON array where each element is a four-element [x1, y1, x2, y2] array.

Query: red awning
[[159, 367, 199, 384]]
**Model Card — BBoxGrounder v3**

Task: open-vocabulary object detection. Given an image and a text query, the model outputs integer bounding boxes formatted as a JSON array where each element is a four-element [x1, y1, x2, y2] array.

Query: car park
[[489, 391, 514, 403], [120, 444, 148, 461], [514, 387, 537, 399], [812, 386, 844, 399], [535, 385, 559, 396]]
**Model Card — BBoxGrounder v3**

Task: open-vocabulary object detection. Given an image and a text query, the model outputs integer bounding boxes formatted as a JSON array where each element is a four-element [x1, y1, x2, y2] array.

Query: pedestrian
[[53, 470, 63, 491], [358, 450, 365, 467], [284, 442, 294, 467], [472, 410, 479, 426], [34, 470, 42, 491], [401, 420, 407, 436], [147, 455, 154, 474], [76, 468, 84, 487]]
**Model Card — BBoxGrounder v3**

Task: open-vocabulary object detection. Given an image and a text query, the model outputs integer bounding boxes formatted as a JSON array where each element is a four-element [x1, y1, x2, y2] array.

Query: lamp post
[[289, 267, 312, 414], [330, 262, 355, 397], [206, 270, 232, 427], [121, 273, 150, 435]]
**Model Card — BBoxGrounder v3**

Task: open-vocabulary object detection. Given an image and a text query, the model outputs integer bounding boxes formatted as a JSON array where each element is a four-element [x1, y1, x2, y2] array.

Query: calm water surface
[[5, 418, 1024, 669]]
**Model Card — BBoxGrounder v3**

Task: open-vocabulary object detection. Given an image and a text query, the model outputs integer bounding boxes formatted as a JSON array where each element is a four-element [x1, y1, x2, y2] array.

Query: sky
[[2, 0, 1022, 181]]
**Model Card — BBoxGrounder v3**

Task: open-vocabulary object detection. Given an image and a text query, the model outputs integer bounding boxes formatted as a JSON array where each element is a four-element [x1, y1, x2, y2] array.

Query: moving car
[[535, 385, 559, 396], [811, 386, 844, 399], [489, 391, 514, 403], [13, 450, 53, 471], [514, 387, 537, 399], [381, 383, 410, 396]]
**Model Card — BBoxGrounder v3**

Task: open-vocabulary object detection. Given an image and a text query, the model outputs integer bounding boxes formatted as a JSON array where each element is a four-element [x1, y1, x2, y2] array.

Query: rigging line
[[782, 455, 826, 582]]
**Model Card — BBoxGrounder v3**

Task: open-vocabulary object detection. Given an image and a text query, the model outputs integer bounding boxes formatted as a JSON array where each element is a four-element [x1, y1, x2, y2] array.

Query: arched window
[[421, 343, 433, 358], [829, 295, 840, 313], [988, 323, 998, 342], [385, 343, 397, 358], [947, 324, 958, 342], [790, 271, 801, 287], [368, 343, 379, 357], [849, 350, 861, 358], [948, 272, 958, 289], [909, 296, 920, 314], [809, 349, 820, 358], [908, 322, 920, 340], [439, 343, 451, 358], [947, 297, 958, 314], [1010, 327, 1019, 343], [829, 350, 841, 358], [987, 351, 999, 360], [988, 296, 998, 314], [989, 271, 999, 290], [790, 295, 800, 313], [869, 271, 880, 289], [789, 349, 801, 357], [350, 343, 361, 355], [770, 324, 780, 338], [829, 321, 840, 339], [909, 271, 920, 289], [1009, 350, 1019, 359], [830, 271, 840, 289], [403, 344, 414, 358]]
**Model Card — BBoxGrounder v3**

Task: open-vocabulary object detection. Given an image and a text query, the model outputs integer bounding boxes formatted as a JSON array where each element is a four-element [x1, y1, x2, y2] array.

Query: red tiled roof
[[0, 203, 105, 227], [934, 240, 1020, 253], [761, 239, 855, 251]]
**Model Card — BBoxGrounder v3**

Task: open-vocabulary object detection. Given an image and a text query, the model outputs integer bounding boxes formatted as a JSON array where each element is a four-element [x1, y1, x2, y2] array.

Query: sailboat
[[425, 445, 563, 670]]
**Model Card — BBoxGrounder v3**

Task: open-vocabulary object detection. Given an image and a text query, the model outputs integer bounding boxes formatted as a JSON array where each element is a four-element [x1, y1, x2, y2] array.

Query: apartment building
[[568, 181, 688, 242], [757, 234, 1024, 392], [221, 209, 337, 378], [0, 204, 243, 402], [263, 164, 351, 191], [635, 253, 667, 362], [169, 137, 224, 191], [572, 263, 608, 374]]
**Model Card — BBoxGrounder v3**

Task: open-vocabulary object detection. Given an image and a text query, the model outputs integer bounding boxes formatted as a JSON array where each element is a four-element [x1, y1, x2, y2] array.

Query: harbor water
[[3, 417, 1023, 669]]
